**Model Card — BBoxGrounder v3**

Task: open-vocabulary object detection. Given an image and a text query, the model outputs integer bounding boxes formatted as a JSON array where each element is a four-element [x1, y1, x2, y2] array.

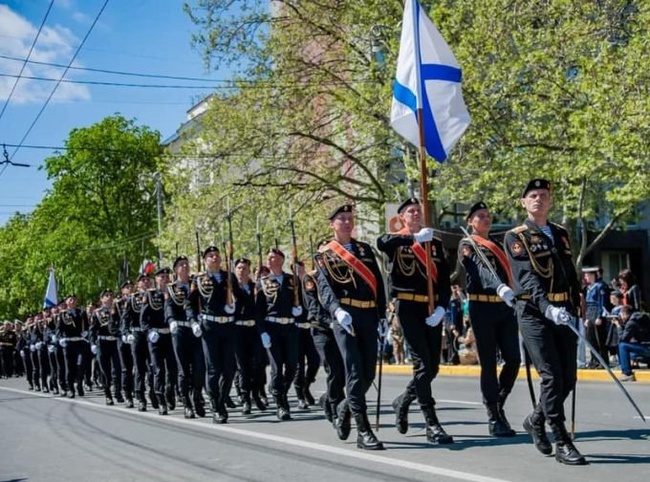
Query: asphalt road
[[1, 375, 648, 482]]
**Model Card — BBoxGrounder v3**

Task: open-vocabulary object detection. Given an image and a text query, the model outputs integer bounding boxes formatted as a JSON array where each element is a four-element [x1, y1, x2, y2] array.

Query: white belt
[[151, 328, 171, 334], [266, 317, 294, 325], [202, 314, 234, 324], [130, 327, 143, 332], [64, 337, 84, 342], [98, 336, 117, 341], [236, 320, 256, 327], [296, 322, 311, 329], [173, 321, 193, 328]]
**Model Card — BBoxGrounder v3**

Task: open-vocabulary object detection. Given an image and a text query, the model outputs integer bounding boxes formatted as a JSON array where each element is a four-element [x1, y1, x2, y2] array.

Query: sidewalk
[[381, 363, 650, 383]]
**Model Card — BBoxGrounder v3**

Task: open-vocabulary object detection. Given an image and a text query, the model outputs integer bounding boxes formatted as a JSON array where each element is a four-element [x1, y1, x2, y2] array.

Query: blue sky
[[0, 0, 223, 225]]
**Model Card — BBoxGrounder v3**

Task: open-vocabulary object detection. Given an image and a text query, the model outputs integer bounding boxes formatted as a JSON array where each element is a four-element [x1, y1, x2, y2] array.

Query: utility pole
[[155, 172, 163, 264]]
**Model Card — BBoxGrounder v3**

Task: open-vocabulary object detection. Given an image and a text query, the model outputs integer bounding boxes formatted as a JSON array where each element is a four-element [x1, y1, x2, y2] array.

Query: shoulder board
[[549, 221, 566, 232], [510, 224, 528, 234]]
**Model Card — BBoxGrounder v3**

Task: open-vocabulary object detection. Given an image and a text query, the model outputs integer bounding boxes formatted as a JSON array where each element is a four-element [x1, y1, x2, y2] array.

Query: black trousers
[[172, 328, 205, 401], [469, 302, 521, 404], [118, 338, 134, 398], [518, 311, 577, 423], [0, 347, 14, 378], [47, 347, 60, 390], [202, 323, 236, 405], [234, 325, 264, 398], [266, 323, 299, 399], [97, 339, 122, 396], [63, 341, 86, 392], [312, 327, 345, 405], [397, 300, 442, 409], [37, 346, 50, 388], [294, 327, 320, 393], [131, 332, 153, 399], [30, 348, 42, 387], [21, 349, 33, 386], [333, 306, 378, 415], [148, 334, 176, 397]]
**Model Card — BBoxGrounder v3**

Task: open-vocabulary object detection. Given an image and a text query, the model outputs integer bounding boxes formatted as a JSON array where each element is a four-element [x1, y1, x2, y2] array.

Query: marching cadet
[[166, 256, 206, 419], [187, 246, 240, 424], [90, 290, 123, 405], [123, 274, 158, 412], [0, 321, 17, 379], [316, 204, 387, 451], [377, 198, 453, 444], [233, 257, 266, 415], [458, 202, 520, 437], [302, 262, 345, 425], [504, 179, 586, 466], [256, 248, 302, 421], [18, 319, 35, 390], [35, 313, 51, 393], [27, 317, 42, 391], [115, 281, 136, 408], [58, 295, 89, 398], [292, 261, 320, 410], [45, 305, 64, 395], [141, 267, 177, 415]]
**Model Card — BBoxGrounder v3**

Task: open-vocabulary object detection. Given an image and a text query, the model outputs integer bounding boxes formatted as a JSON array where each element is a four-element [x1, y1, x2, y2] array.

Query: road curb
[[380, 364, 650, 383]]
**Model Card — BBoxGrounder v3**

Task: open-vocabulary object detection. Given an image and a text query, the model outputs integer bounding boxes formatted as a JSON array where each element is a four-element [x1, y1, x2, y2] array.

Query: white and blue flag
[[390, 0, 470, 163], [43, 268, 58, 308]]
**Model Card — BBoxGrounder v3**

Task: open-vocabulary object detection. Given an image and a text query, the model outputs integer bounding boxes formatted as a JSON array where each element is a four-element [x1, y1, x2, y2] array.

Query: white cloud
[[0, 4, 91, 104]]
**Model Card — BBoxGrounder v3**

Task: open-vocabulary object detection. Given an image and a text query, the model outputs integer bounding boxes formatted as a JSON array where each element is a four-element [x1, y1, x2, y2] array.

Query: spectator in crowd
[[618, 269, 643, 312], [605, 290, 624, 366], [614, 305, 650, 382], [457, 317, 478, 366]]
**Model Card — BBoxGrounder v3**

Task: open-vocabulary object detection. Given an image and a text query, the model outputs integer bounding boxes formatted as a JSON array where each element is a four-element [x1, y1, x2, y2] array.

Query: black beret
[[136, 273, 149, 282], [234, 257, 251, 266], [268, 248, 285, 258], [328, 204, 354, 220], [173, 255, 189, 269], [64, 294, 77, 300], [522, 178, 551, 197], [202, 245, 220, 258], [611, 290, 623, 298], [154, 267, 171, 276], [397, 198, 420, 214], [100, 289, 114, 298], [466, 201, 489, 220], [120, 280, 133, 289]]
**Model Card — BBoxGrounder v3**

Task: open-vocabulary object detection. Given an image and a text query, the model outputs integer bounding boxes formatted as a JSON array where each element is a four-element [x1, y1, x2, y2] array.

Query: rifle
[[225, 199, 234, 306], [195, 232, 202, 273], [288, 207, 300, 307], [309, 235, 315, 271], [256, 214, 264, 281]]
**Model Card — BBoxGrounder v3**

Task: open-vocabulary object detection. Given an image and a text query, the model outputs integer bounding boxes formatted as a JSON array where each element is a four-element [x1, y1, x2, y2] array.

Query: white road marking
[[0, 385, 512, 482]]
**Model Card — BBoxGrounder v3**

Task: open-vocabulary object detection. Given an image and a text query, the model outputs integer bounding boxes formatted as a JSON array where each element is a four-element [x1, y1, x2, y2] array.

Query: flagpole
[[413, 0, 435, 316]]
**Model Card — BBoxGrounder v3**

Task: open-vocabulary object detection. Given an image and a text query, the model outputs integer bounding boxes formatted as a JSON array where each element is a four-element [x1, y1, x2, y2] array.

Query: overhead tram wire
[[6, 0, 110, 168], [0, 0, 55, 124]]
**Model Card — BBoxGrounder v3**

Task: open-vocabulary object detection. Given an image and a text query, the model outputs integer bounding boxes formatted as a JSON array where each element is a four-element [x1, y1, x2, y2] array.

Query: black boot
[[486, 403, 515, 437], [253, 392, 267, 412], [157, 394, 168, 415], [211, 398, 227, 424], [319, 393, 333, 423], [225, 395, 237, 409], [115, 391, 125, 404], [391, 391, 415, 434], [497, 392, 516, 436], [149, 388, 159, 409], [354, 412, 384, 450], [165, 386, 176, 411], [241, 393, 252, 416], [296, 387, 308, 410], [550, 422, 588, 465], [523, 408, 552, 456], [184, 397, 196, 419], [105, 388, 114, 406], [194, 393, 206, 417], [125, 396, 134, 409], [335, 400, 352, 440], [137, 393, 147, 412], [304, 384, 315, 406], [275, 395, 291, 421], [422, 406, 454, 444]]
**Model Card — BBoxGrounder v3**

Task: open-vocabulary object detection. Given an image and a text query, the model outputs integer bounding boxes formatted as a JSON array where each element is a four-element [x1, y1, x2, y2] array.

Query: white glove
[[91, 344, 98, 355], [261, 332, 272, 349], [334, 308, 354, 335], [20, 349, 25, 357], [169, 321, 178, 334], [35, 341, 43, 350], [413, 227, 434, 244], [29, 344, 35, 352], [191, 322, 203, 337], [81, 330, 88, 338], [126, 334, 135, 344], [121, 334, 128, 344], [497, 284, 516, 307], [292, 305, 303, 317], [51, 335, 58, 344], [48, 345, 55, 353], [224, 304, 236, 315], [545, 305, 571, 326], [148, 331, 160, 344], [426, 306, 446, 327], [377, 318, 388, 339], [59, 339, 68, 348]]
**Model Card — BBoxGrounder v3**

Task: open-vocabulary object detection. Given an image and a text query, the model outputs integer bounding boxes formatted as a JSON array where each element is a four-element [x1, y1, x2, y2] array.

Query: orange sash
[[470, 235, 513, 287], [396, 227, 439, 281], [325, 240, 378, 299]]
